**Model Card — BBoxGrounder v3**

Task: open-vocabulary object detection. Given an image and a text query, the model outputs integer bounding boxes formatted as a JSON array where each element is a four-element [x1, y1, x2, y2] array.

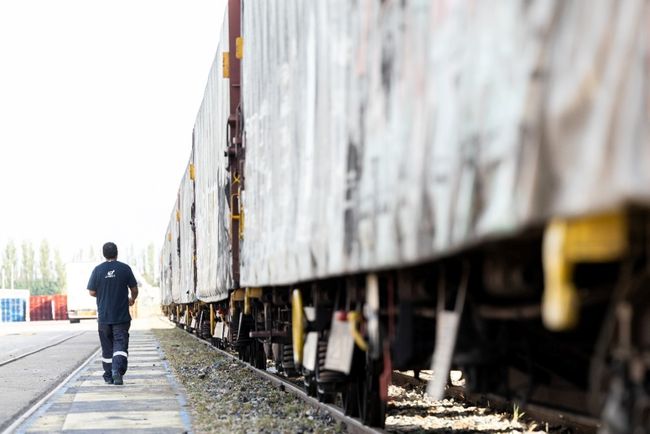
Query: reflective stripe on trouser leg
[[98, 325, 114, 381], [111, 322, 130, 375]]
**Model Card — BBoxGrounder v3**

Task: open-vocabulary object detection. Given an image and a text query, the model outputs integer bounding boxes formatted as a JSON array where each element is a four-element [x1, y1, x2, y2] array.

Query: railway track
[[0, 331, 88, 368], [172, 321, 601, 433], [176, 325, 384, 434]]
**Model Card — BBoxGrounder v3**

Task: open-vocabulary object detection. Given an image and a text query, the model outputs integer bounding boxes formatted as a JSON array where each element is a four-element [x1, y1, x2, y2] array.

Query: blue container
[[0, 298, 26, 322]]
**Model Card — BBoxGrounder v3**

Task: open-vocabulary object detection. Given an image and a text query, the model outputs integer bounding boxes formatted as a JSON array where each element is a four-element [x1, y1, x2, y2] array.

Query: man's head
[[103, 242, 118, 260]]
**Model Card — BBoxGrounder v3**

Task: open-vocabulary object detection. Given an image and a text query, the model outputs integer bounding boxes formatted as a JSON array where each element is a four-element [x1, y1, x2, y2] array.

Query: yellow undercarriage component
[[291, 289, 304, 366], [543, 211, 627, 331], [231, 288, 246, 302], [348, 311, 369, 352], [244, 288, 262, 315], [230, 288, 246, 317], [210, 304, 216, 337], [176, 305, 180, 322]]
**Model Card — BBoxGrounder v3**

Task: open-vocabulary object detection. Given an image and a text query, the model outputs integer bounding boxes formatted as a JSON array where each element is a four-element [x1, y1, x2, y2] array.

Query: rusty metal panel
[[179, 160, 197, 304], [29, 295, 68, 321], [194, 10, 233, 302], [240, 0, 650, 287]]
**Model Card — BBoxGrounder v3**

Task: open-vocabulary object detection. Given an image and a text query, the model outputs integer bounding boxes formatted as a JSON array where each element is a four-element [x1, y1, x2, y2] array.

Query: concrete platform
[[13, 330, 193, 434]]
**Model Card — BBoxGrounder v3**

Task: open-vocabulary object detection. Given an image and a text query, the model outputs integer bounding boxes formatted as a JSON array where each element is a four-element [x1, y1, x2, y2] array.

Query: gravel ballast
[[155, 325, 577, 434], [387, 373, 571, 433], [153, 327, 345, 434]]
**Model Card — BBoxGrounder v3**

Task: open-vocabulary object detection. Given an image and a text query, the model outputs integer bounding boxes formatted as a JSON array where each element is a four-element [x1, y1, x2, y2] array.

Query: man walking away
[[87, 242, 138, 385]]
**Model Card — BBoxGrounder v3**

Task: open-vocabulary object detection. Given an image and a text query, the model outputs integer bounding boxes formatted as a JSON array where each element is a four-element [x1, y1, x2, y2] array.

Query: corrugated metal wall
[[195, 9, 232, 303], [240, 0, 650, 287], [30, 295, 68, 321], [179, 160, 197, 304]]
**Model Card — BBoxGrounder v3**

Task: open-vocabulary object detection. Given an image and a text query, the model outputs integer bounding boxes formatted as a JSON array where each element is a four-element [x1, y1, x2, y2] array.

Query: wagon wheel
[[314, 335, 336, 403], [253, 341, 267, 370], [316, 387, 336, 404], [303, 369, 317, 397], [342, 349, 361, 417], [342, 380, 359, 417], [357, 353, 386, 428]]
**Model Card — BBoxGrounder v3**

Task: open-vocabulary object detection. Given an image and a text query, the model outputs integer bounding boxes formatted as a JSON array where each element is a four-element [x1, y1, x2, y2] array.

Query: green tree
[[54, 249, 66, 292], [2, 240, 18, 288], [128, 244, 138, 270], [39, 239, 52, 282], [86, 244, 97, 261], [145, 243, 156, 285], [31, 279, 58, 295], [20, 240, 35, 289]]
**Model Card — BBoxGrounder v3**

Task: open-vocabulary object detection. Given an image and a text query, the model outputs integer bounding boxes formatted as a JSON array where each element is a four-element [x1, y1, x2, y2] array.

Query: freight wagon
[[162, 1, 650, 432]]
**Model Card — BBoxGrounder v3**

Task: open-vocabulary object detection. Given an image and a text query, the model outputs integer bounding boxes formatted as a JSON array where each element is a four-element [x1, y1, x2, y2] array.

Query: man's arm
[[87, 268, 97, 297], [129, 286, 138, 306]]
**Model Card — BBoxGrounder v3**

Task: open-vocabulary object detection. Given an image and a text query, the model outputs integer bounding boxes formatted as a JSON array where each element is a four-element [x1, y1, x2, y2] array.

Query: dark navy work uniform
[[87, 260, 137, 382]]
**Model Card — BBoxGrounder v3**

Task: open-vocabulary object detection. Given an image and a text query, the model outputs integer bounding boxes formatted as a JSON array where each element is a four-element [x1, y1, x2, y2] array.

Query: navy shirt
[[87, 260, 137, 325]]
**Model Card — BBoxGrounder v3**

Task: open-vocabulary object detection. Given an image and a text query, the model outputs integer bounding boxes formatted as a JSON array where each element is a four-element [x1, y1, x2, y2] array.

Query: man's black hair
[[103, 242, 118, 259]]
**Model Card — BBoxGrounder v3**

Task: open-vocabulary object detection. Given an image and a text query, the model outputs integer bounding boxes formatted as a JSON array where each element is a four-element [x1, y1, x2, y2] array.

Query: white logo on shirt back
[[105, 270, 116, 279]]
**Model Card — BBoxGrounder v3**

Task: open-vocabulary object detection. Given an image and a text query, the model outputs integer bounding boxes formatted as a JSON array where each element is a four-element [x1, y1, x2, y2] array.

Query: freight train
[[161, 1, 650, 431]]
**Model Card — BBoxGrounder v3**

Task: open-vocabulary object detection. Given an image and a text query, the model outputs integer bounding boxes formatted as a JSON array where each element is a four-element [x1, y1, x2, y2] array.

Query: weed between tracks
[[153, 327, 346, 434]]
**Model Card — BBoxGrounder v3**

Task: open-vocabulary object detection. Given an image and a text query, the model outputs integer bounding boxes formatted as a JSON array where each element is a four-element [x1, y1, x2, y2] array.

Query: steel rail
[[0, 331, 88, 368]]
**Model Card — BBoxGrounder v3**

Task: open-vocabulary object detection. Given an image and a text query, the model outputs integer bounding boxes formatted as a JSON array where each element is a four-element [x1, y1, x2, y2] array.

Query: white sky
[[0, 0, 227, 261]]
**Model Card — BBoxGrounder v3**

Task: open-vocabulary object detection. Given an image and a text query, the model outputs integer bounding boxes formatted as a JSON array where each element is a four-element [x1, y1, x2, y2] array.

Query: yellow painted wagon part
[[222, 52, 230, 78], [185, 307, 190, 326], [542, 211, 627, 331], [291, 289, 304, 366], [230, 288, 245, 315], [347, 311, 369, 352], [189, 164, 195, 181], [230, 193, 244, 240], [176, 305, 180, 322], [239, 205, 245, 239], [236, 36, 243, 59], [209, 304, 216, 337], [231, 288, 246, 302], [244, 288, 262, 316]]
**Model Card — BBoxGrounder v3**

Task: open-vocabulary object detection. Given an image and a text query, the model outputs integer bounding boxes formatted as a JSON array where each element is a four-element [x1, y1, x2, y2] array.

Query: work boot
[[112, 372, 123, 385], [104, 377, 114, 384]]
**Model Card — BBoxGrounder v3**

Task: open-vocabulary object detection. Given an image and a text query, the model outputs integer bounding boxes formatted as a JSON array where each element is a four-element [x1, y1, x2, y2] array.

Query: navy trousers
[[98, 321, 130, 380]]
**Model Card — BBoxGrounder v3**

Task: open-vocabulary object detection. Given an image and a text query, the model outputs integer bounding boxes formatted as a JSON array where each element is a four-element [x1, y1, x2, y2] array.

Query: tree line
[[1, 240, 65, 295], [1, 240, 159, 295]]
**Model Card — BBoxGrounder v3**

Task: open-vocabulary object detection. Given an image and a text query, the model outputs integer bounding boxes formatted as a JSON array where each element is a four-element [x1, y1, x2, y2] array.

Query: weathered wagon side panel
[[170, 198, 183, 304], [179, 161, 197, 304], [160, 219, 173, 306], [240, 0, 650, 287], [195, 9, 232, 303]]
